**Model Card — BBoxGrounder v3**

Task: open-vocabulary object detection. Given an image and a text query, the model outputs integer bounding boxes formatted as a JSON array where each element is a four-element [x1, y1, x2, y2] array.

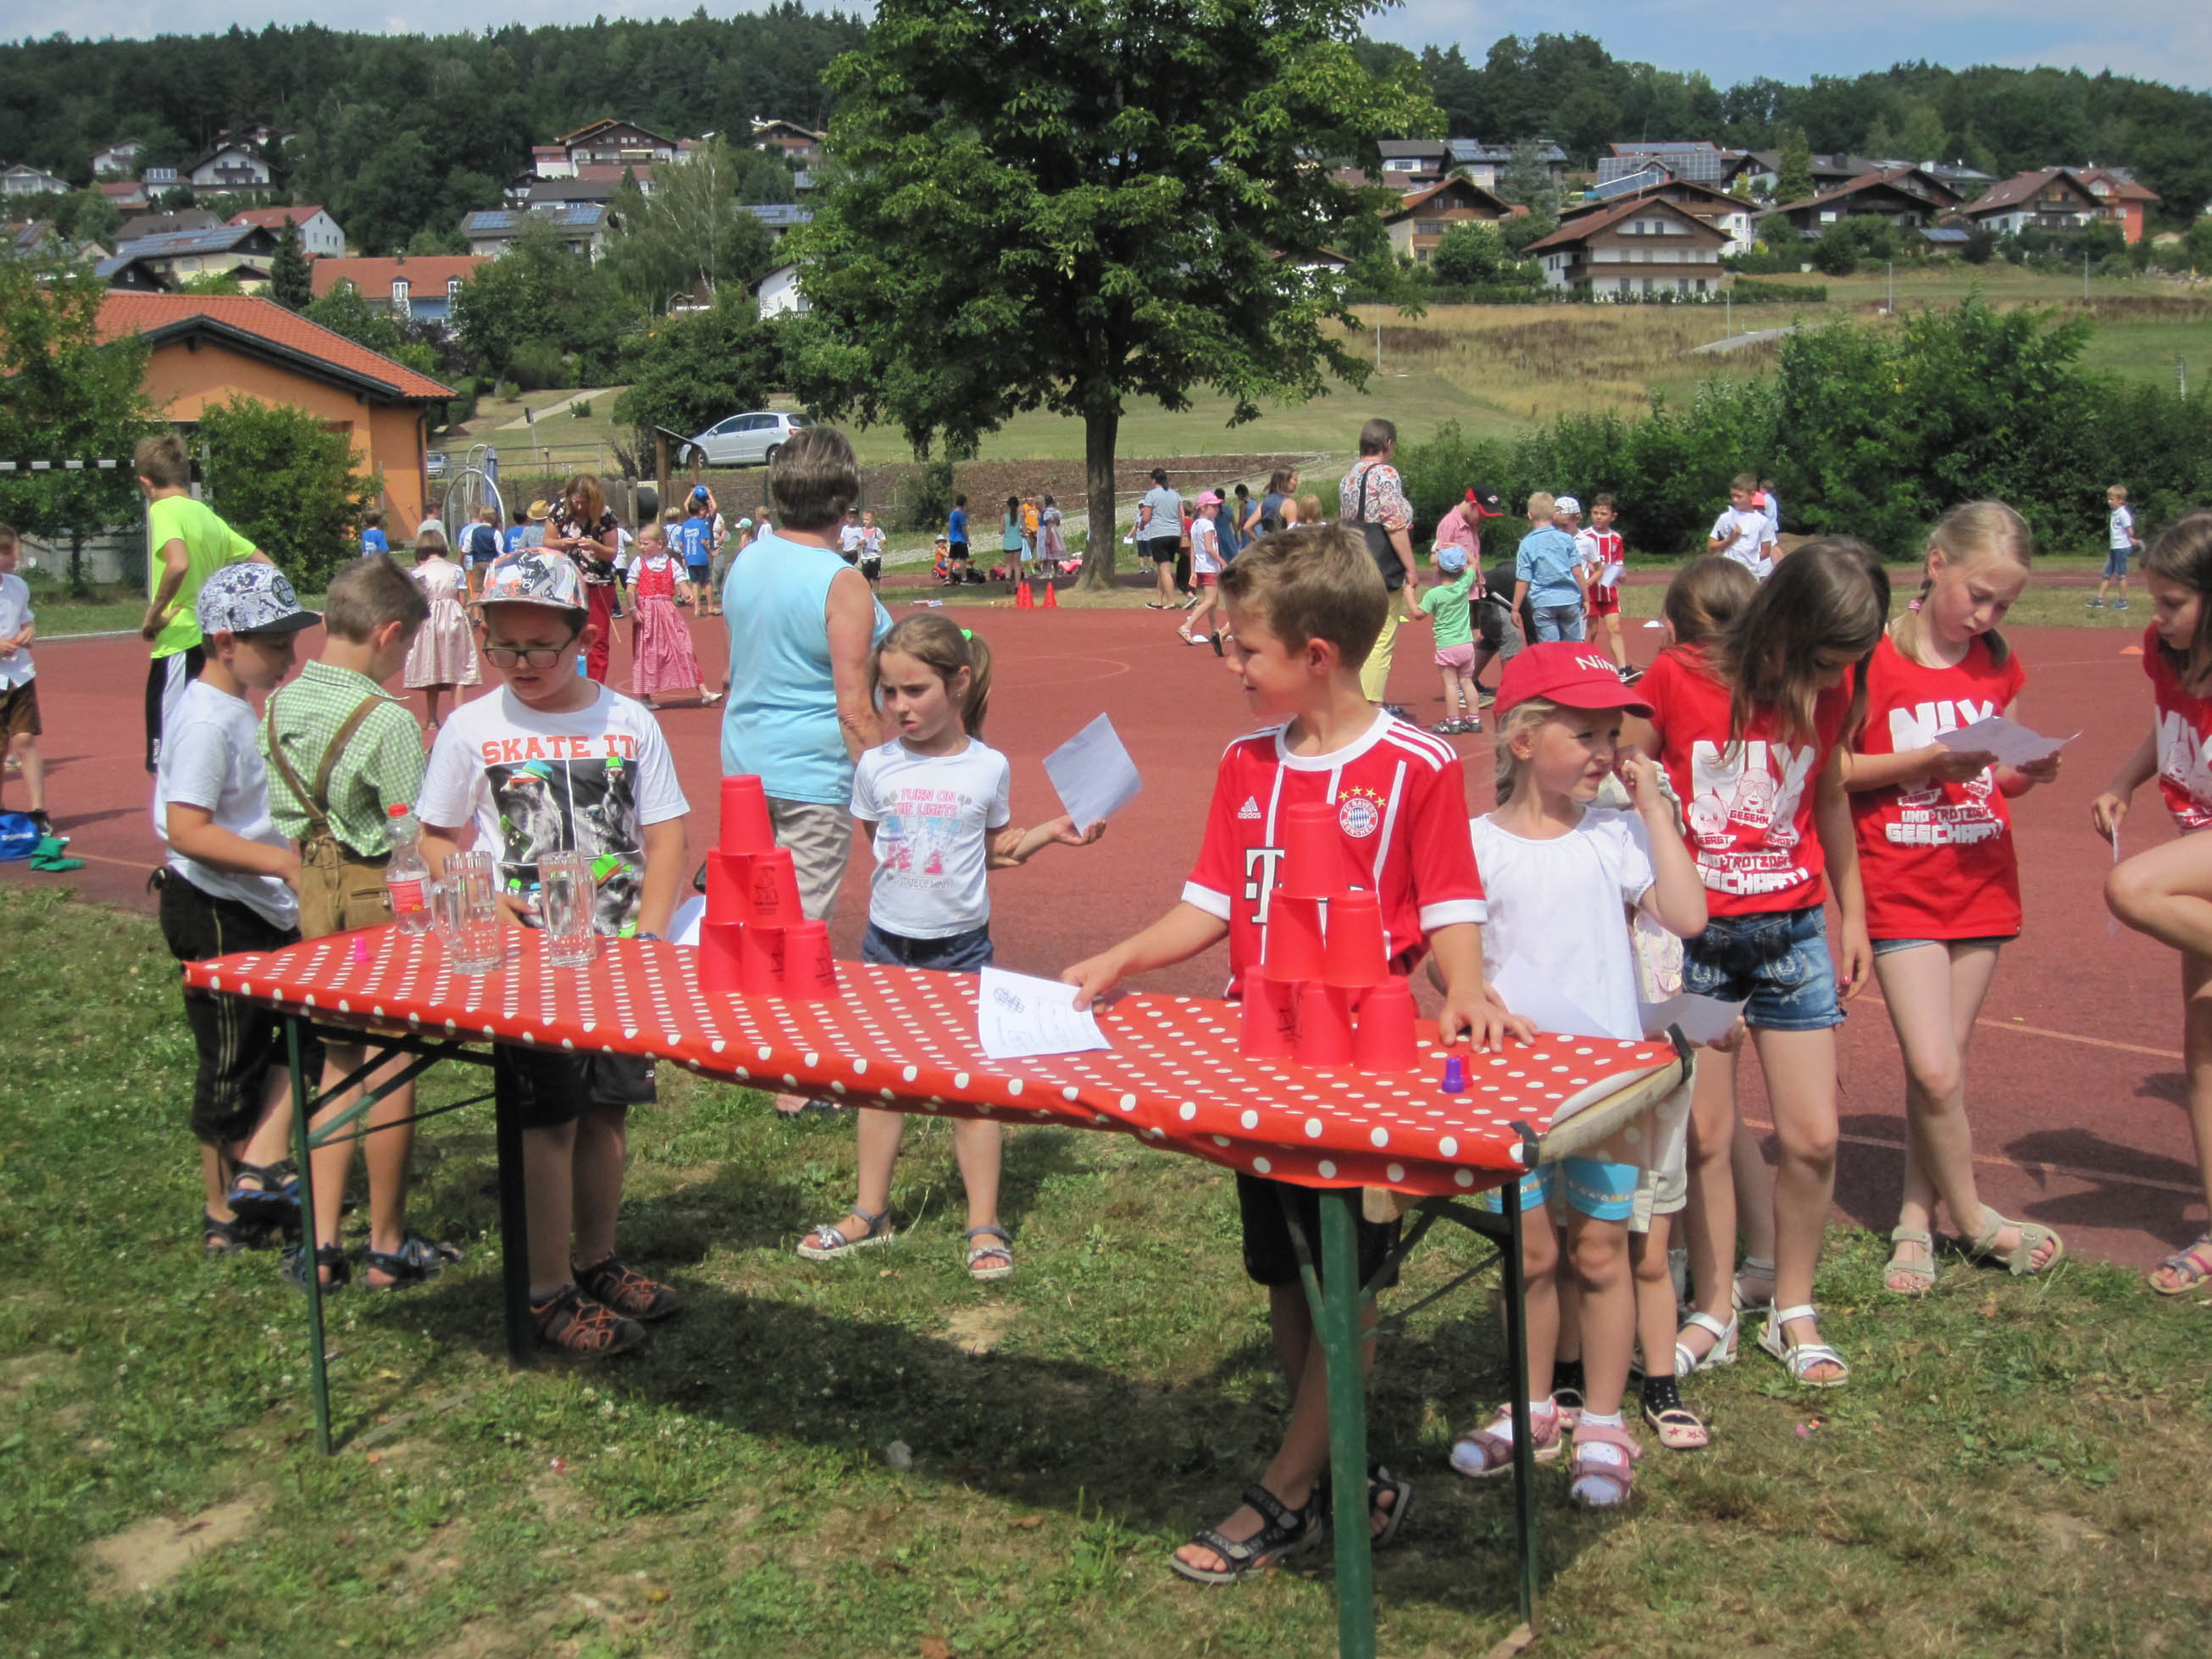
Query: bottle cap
[[1441, 1055, 1466, 1093]]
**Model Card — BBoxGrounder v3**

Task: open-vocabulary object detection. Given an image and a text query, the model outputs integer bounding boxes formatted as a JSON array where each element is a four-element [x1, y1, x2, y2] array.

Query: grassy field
[[4, 882, 2211, 1657]]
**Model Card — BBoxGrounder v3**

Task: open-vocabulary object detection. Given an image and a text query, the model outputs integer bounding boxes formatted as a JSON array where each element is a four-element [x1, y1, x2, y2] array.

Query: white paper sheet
[[1638, 992, 1749, 1046], [1489, 954, 1616, 1040], [1043, 713, 1143, 832], [976, 966, 1113, 1059], [671, 895, 705, 946], [1932, 715, 2074, 769], [1599, 562, 1624, 588]]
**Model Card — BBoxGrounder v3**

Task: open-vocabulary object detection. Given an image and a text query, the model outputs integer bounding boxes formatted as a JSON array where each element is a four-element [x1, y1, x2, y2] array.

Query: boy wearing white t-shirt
[[1707, 473, 1777, 580], [417, 551, 690, 1358], [2093, 484, 2143, 611], [152, 563, 325, 1260]]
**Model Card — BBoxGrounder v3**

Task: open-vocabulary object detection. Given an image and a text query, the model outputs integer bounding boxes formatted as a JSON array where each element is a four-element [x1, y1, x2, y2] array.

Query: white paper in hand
[[1599, 562, 1625, 588], [1639, 992, 1748, 1046], [1932, 715, 2074, 769], [1490, 954, 1614, 1040], [976, 966, 1112, 1060], [1043, 713, 1142, 832]]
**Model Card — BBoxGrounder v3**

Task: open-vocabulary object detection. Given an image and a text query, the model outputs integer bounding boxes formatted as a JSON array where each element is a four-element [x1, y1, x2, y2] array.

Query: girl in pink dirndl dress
[[629, 530, 719, 707], [402, 522, 480, 732]]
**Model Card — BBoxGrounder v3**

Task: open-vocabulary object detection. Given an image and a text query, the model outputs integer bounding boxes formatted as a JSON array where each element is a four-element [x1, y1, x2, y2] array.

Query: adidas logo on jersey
[[1237, 796, 1262, 820]]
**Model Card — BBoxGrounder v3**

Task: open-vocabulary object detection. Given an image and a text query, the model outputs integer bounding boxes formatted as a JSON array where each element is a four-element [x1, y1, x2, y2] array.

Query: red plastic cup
[[1322, 890, 1388, 990], [1239, 971, 1301, 1059], [1352, 975, 1421, 1073], [740, 924, 787, 994], [705, 850, 752, 924], [700, 921, 746, 997], [783, 918, 839, 1002], [719, 775, 775, 856], [1263, 894, 1326, 980], [1295, 980, 1354, 1067], [1279, 801, 1351, 900], [746, 846, 805, 926]]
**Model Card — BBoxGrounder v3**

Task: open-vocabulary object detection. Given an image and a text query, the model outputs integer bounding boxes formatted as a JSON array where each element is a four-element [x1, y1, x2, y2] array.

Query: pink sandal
[[1566, 1421, 1643, 1508], [2150, 1235, 2212, 1296], [1449, 1403, 1564, 1479]]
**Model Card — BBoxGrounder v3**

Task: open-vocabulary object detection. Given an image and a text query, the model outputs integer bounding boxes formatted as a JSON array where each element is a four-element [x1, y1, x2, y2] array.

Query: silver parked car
[[686, 410, 814, 468]]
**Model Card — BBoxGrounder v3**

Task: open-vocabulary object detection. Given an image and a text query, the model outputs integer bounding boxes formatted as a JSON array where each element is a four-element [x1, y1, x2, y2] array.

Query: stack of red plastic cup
[[694, 774, 835, 1003]]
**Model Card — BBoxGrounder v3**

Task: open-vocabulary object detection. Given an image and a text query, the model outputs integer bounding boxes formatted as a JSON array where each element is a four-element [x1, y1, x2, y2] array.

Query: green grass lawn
[[4, 884, 2210, 1656]]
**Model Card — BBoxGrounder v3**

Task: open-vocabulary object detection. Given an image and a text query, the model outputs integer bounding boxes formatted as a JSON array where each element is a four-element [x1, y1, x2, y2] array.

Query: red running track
[[10, 600, 2196, 1271]]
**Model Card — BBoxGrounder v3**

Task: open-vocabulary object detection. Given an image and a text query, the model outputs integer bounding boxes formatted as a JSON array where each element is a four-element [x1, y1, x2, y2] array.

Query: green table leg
[[491, 1062, 534, 1368], [1500, 1188, 1539, 1634], [286, 1018, 334, 1457], [1317, 1189, 1376, 1659]]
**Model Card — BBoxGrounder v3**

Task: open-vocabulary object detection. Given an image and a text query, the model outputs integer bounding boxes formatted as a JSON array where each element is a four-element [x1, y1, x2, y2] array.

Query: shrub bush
[[898, 458, 956, 533], [507, 340, 569, 391], [197, 395, 377, 589]]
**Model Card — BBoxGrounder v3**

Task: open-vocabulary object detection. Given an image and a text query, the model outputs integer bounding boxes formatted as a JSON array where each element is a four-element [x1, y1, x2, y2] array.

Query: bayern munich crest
[[1336, 791, 1382, 838]]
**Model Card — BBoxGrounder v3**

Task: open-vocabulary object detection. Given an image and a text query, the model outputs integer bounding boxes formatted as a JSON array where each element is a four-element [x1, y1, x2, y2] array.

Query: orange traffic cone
[[1014, 580, 1034, 609], [1040, 578, 1058, 608]]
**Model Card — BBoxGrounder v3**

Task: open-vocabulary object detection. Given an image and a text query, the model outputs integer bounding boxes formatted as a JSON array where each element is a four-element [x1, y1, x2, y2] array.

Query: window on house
[[447, 277, 463, 298], [391, 279, 410, 317]]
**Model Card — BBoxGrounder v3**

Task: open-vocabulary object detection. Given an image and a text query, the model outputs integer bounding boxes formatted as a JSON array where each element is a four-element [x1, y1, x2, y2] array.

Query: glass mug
[[431, 852, 507, 974], [537, 851, 599, 968]]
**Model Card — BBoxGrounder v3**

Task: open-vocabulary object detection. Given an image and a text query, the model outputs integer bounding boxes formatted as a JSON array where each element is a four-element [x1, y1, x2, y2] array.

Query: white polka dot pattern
[[184, 929, 1678, 1198]]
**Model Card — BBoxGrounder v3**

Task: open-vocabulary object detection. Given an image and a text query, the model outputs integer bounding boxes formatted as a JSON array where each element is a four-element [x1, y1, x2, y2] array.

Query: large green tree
[[452, 219, 644, 383], [790, 0, 1434, 587], [0, 254, 158, 593], [613, 289, 787, 441], [197, 395, 379, 589], [269, 219, 313, 310]]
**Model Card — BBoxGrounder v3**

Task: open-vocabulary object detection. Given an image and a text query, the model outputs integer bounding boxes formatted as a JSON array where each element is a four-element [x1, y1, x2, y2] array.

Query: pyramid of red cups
[[1240, 801, 1422, 1073], [699, 774, 840, 1001]]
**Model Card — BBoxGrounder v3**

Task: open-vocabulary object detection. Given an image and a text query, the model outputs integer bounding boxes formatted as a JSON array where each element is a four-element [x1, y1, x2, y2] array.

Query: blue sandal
[[364, 1235, 464, 1290]]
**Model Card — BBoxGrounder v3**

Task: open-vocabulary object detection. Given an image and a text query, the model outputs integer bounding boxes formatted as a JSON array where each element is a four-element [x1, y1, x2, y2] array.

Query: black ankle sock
[[1641, 1373, 1684, 1414]]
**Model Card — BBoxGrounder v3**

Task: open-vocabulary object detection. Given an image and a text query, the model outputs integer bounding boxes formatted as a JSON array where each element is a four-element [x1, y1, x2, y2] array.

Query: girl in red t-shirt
[[1631, 541, 1886, 1389], [2095, 512, 2212, 1294], [1845, 502, 2064, 1298]]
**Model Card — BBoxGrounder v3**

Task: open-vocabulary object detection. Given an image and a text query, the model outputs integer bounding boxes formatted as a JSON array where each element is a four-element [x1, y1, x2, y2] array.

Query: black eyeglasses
[[483, 631, 580, 668]]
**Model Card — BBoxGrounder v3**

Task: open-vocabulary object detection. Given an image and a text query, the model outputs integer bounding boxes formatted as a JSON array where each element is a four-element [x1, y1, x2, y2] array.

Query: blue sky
[[2, 2, 2206, 91]]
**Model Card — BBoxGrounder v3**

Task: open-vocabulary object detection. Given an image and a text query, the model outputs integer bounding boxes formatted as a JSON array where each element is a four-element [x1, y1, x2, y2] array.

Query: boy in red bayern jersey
[[1064, 523, 1528, 1585]]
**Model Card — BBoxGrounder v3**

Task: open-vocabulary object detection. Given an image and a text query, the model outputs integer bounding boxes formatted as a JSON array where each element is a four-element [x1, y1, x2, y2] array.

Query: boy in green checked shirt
[[1414, 543, 1482, 735], [258, 554, 461, 1291]]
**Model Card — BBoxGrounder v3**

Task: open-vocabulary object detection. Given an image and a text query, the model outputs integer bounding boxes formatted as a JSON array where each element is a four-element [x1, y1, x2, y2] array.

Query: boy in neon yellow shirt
[[136, 433, 271, 772]]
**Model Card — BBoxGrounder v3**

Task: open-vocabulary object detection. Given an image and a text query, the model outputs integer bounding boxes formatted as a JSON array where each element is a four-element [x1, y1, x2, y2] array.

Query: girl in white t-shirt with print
[[1177, 492, 1226, 652], [796, 616, 1105, 1281], [1449, 643, 1709, 1506]]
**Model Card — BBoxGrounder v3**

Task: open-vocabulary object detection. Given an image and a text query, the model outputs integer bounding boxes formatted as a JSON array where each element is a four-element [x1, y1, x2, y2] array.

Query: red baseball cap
[[1495, 641, 1651, 718]]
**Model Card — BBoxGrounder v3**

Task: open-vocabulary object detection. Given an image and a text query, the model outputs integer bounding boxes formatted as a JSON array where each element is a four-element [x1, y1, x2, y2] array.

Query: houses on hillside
[[1957, 168, 2104, 236], [462, 206, 608, 261], [1568, 174, 1756, 255], [229, 205, 344, 258], [113, 223, 282, 287], [311, 255, 485, 324], [2, 163, 69, 198], [1526, 197, 1729, 300], [1383, 176, 1511, 264], [1760, 165, 1962, 240]]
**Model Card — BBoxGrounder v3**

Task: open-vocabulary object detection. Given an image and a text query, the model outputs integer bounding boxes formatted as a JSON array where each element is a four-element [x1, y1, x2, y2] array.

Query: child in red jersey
[[1627, 540, 1886, 1390], [1578, 494, 1631, 676], [2097, 512, 2212, 1294], [1846, 503, 2064, 1298], [1064, 524, 1524, 1585]]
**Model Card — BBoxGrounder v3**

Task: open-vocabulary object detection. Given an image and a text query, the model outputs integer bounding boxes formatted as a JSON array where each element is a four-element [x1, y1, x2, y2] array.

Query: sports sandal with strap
[[363, 1235, 465, 1291], [1672, 1310, 1738, 1376], [1964, 1209, 2065, 1277], [2150, 1235, 2212, 1296], [202, 1211, 273, 1258], [1450, 1403, 1566, 1479], [1168, 1481, 1325, 1586], [282, 1242, 352, 1291], [1760, 1303, 1850, 1388], [576, 1255, 682, 1320], [226, 1159, 301, 1228], [1319, 1462, 1414, 1551], [1884, 1226, 1938, 1296], [531, 1284, 646, 1357], [1567, 1422, 1643, 1508], [796, 1207, 894, 1262], [965, 1223, 1014, 1281]]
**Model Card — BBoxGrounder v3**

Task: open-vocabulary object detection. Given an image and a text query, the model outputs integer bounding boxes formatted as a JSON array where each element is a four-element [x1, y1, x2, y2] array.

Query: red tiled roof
[[1386, 175, 1510, 220], [97, 292, 453, 401], [2076, 166, 2159, 203], [229, 205, 330, 231], [308, 255, 485, 299]]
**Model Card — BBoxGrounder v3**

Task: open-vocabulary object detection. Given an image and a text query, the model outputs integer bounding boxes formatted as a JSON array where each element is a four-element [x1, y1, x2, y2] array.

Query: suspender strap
[[266, 691, 385, 841]]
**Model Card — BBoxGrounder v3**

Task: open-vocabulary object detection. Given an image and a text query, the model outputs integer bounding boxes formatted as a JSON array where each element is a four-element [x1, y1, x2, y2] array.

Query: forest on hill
[[2, 12, 2207, 255]]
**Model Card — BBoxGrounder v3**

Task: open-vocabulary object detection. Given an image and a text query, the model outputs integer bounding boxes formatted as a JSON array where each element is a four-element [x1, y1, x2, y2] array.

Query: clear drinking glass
[[537, 850, 599, 968], [439, 851, 507, 974]]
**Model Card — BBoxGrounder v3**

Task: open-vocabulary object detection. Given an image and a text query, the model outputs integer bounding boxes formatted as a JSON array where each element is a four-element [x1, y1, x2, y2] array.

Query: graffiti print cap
[[196, 562, 320, 637], [477, 548, 588, 615]]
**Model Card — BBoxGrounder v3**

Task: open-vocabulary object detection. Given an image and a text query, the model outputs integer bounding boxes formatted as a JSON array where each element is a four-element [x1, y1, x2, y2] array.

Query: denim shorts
[[1533, 604, 1586, 643], [1871, 935, 2015, 957], [2104, 550, 2131, 580], [861, 921, 995, 972], [1476, 1157, 1640, 1223], [1680, 906, 1842, 1032]]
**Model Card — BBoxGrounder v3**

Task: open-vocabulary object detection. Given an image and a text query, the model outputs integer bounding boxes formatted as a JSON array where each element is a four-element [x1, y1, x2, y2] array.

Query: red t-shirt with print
[[1850, 634, 2028, 940], [2145, 624, 2212, 832], [1640, 646, 1849, 916], [1184, 713, 1487, 997]]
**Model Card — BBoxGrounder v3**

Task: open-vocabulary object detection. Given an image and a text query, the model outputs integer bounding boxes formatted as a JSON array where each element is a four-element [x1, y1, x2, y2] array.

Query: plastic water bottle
[[385, 803, 433, 932]]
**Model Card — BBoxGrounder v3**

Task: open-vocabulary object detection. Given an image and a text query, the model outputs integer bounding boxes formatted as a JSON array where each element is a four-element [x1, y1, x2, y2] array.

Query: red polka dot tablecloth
[[183, 928, 1682, 1198]]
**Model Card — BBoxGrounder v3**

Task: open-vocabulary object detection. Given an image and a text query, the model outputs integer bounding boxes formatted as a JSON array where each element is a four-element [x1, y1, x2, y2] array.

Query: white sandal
[[1760, 1302, 1849, 1388], [1672, 1310, 1738, 1376], [796, 1207, 894, 1262]]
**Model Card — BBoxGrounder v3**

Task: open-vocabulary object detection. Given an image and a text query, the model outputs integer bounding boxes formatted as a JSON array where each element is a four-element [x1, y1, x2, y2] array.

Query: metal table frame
[[277, 1009, 1688, 1658]]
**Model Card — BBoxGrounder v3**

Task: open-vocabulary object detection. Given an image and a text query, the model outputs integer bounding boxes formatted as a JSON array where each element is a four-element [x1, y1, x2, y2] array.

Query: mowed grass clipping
[[3, 882, 2209, 1657]]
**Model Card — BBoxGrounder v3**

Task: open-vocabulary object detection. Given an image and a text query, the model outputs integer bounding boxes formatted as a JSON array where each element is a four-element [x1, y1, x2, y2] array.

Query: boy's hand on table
[[1438, 983, 1533, 1050], [1062, 947, 1128, 1012]]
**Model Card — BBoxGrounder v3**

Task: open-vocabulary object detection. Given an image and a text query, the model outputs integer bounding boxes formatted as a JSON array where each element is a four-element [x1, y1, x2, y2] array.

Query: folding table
[[184, 927, 1687, 1657]]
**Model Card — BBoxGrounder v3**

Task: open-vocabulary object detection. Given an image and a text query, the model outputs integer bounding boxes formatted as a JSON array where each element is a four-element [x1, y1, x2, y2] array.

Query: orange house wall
[[140, 338, 430, 529]]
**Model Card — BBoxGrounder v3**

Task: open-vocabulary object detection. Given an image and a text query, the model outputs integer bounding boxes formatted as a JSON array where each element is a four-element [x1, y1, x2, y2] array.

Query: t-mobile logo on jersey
[[1684, 738, 1817, 893], [1243, 846, 1286, 924]]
